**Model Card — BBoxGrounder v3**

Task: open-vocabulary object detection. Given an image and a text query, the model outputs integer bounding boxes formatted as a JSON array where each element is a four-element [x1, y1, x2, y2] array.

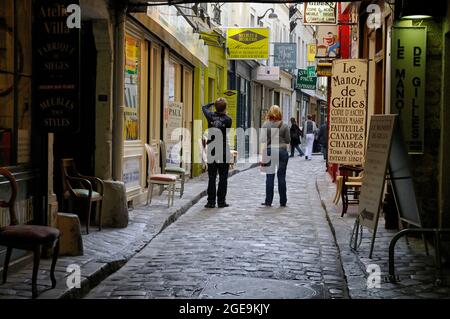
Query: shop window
[[124, 34, 141, 141], [0, 0, 32, 166]]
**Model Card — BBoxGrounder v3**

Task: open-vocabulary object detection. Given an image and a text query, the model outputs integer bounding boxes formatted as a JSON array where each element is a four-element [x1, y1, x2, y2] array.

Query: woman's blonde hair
[[266, 105, 282, 122]]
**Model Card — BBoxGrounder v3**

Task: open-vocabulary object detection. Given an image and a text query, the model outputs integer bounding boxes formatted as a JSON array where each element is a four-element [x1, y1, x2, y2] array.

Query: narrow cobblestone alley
[[87, 155, 348, 299]]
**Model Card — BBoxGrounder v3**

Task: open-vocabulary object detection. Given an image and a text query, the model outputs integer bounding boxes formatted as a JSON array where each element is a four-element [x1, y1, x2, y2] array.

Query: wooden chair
[[339, 165, 364, 217], [145, 144, 177, 207], [0, 167, 60, 299], [159, 140, 186, 198], [61, 159, 104, 234]]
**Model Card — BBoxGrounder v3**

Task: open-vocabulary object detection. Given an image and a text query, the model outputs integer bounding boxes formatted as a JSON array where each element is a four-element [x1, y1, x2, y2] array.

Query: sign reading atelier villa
[[328, 59, 368, 165], [227, 28, 269, 60], [304, 2, 337, 25], [274, 43, 297, 70], [391, 26, 426, 154], [34, 0, 80, 132]]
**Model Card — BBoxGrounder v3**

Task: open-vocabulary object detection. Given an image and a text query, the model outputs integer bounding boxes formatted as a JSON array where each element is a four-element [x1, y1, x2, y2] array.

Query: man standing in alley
[[304, 114, 318, 161], [202, 98, 232, 208], [317, 122, 328, 170]]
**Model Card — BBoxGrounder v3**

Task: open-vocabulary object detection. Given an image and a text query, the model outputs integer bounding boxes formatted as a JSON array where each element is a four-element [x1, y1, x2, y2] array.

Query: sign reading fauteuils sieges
[[34, 0, 80, 132], [227, 28, 269, 60], [391, 26, 426, 154], [328, 59, 368, 165]]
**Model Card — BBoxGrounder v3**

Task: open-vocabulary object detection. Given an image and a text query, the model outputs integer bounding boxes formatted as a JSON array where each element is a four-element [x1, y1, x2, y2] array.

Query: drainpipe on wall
[[112, 6, 126, 181]]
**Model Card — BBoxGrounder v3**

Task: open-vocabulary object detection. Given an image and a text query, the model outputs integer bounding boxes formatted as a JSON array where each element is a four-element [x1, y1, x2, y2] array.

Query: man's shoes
[[218, 203, 230, 208], [280, 204, 287, 207], [289, 155, 294, 158], [261, 203, 272, 207], [204, 203, 215, 208]]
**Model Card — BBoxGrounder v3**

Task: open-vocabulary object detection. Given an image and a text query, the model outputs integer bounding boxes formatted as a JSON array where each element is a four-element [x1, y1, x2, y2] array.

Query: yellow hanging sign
[[226, 28, 269, 60], [307, 44, 316, 62]]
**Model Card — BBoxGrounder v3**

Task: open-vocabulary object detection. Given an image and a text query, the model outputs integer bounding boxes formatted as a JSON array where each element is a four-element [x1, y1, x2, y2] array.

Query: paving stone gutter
[[48, 162, 259, 299]]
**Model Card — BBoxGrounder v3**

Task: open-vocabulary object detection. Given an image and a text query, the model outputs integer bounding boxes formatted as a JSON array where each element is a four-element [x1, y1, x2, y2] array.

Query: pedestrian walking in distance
[[304, 114, 318, 161], [260, 105, 290, 207], [202, 98, 232, 208], [289, 118, 304, 158], [317, 122, 328, 170]]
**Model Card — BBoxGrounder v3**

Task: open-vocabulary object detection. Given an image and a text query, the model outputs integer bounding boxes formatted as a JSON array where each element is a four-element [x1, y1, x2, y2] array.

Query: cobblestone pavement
[[316, 170, 450, 299], [87, 155, 349, 299], [0, 162, 255, 299]]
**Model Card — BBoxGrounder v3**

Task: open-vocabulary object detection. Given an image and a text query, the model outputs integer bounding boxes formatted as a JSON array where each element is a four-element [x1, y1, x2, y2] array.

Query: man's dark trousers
[[207, 162, 230, 205]]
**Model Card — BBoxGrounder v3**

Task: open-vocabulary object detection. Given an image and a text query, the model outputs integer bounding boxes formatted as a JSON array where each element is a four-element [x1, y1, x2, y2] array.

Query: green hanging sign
[[297, 69, 317, 90]]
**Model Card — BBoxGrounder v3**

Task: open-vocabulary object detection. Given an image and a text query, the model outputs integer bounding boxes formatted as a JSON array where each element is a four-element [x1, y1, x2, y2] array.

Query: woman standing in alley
[[260, 106, 290, 208], [304, 114, 318, 161]]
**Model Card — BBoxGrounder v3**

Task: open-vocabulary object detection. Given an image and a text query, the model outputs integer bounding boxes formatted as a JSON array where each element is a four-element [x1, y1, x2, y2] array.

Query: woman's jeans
[[264, 147, 289, 206]]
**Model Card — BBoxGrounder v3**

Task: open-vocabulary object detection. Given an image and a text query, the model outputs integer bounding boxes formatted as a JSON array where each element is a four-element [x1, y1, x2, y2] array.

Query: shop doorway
[[53, 22, 97, 210]]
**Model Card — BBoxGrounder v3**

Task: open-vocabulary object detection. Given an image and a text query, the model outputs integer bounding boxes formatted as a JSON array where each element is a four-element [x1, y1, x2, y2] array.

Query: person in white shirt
[[304, 114, 318, 161]]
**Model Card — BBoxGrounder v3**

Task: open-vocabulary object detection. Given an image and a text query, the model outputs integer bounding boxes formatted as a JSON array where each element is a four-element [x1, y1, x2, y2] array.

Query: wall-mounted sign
[[227, 28, 269, 60], [316, 25, 340, 58], [165, 101, 184, 167], [254, 66, 280, 81], [304, 2, 337, 25], [274, 43, 297, 70], [224, 90, 238, 149], [391, 26, 426, 154], [34, 0, 80, 132], [307, 44, 317, 62], [296, 69, 317, 90], [328, 59, 368, 165]]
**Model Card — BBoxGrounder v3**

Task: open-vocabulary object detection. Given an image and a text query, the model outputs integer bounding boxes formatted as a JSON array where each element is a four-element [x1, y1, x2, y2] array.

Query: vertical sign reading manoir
[[34, 0, 80, 132], [391, 26, 426, 154], [328, 59, 368, 165]]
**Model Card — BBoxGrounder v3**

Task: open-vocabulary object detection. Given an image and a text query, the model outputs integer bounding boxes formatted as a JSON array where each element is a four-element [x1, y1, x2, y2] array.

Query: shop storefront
[[0, 0, 54, 264]]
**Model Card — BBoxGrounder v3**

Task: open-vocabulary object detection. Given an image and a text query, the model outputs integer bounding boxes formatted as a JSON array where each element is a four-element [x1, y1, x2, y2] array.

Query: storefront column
[[112, 9, 126, 181], [93, 19, 113, 181]]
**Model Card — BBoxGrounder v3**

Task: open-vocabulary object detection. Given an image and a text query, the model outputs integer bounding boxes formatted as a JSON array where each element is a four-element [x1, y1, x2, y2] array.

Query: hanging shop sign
[[304, 2, 337, 25], [34, 0, 80, 132], [296, 69, 317, 90], [316, 25, 340, 58], [224, 90, 238, 149], [317, 61, 333, 77], [391, 26, 426, 154], [165, 101, 184, 166], [328, 59, 368, 165], [274, 43, 297, 70], [226, 28, 269, 60], [255, 66, 280, 81], [307, 44, 316, 62]]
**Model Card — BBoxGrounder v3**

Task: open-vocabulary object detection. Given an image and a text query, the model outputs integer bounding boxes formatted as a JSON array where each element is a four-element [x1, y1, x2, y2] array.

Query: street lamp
[[257, 8, 278, 25]]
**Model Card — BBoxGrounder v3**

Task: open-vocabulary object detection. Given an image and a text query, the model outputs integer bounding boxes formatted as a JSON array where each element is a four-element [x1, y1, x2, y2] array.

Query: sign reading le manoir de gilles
[[391, 26, 426, 154], [328, 59, 368, 166]]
